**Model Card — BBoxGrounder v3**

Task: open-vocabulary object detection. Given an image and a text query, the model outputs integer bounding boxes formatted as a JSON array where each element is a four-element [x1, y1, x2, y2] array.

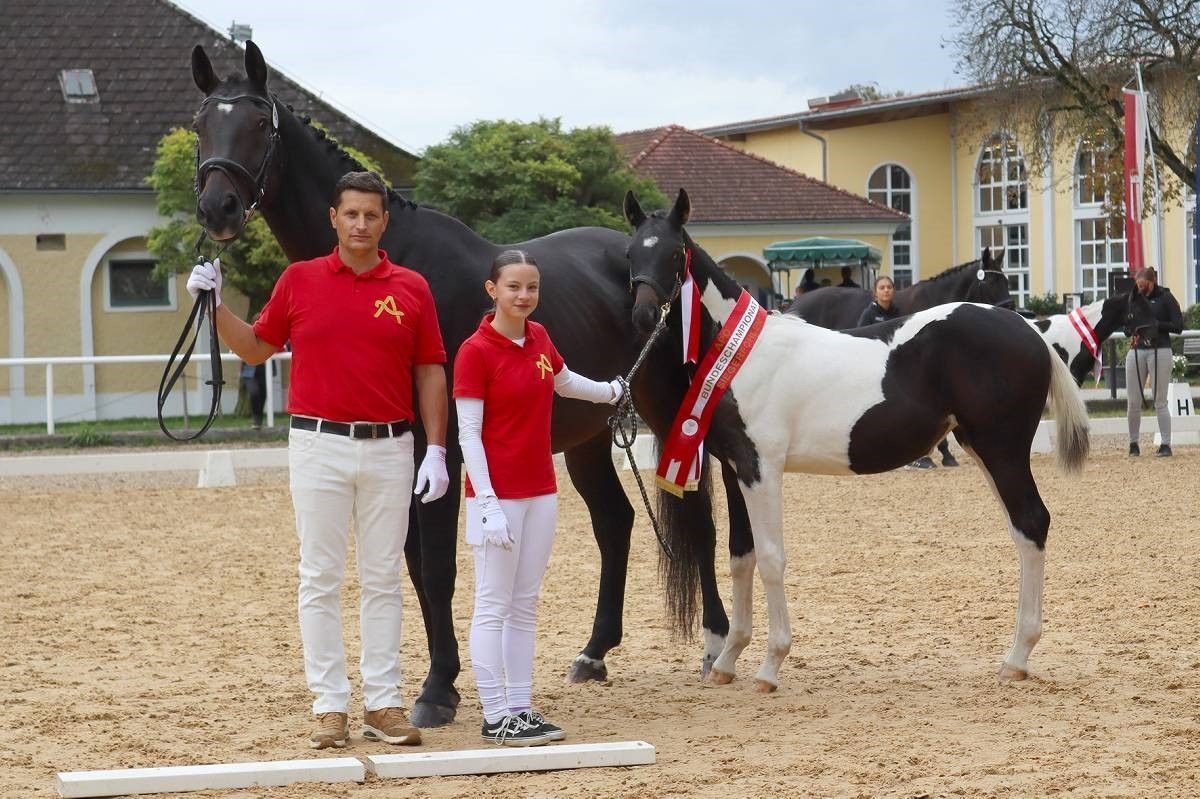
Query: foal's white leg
[[742, 479, 790, 693], [966, 445, 1044, 682], [706, 550, 755, 685], [999, 526, 1044, 681]]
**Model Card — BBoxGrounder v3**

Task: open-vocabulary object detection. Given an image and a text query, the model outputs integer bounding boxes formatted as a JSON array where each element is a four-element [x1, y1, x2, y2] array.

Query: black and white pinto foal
[[1031, 293, 1155, 385], [624, 190, 1090, 693]]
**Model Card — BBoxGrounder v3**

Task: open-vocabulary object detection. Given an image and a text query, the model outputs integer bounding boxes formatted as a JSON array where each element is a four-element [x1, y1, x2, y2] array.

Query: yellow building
[[617, 126, 908, 302], [702, 88, 1198, 310], [0, 2, 416, 424]]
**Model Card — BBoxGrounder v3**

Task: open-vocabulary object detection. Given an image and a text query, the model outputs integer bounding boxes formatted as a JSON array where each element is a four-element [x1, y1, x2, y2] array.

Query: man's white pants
[[288, 428, 414, 714]]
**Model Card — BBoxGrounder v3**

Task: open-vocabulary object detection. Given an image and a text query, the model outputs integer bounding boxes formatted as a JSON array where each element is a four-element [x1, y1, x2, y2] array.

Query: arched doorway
[[718, 254, 774, 307]]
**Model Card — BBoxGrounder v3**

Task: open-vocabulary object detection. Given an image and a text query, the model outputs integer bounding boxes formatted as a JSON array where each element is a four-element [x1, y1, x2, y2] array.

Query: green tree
[[146, 126, 383, 318], [414, 118, 666, 242]]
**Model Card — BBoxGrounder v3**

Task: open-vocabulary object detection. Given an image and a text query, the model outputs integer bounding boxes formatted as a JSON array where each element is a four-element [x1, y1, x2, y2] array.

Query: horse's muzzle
[[631, 282, 661, 335]]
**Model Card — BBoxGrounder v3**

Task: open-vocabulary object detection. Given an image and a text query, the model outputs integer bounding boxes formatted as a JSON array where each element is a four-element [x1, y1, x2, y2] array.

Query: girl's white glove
[[476, 494, 512, 549]]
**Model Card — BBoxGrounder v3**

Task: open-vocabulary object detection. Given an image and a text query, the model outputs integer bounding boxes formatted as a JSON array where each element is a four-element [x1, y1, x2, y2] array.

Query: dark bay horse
[[625, 189, 1090, 691], [189, 42, 736, 725], [786, 249, 1013, 329]]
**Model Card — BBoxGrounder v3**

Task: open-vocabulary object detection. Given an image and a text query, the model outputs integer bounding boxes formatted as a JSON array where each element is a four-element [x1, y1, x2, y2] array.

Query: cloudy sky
[[174, 0, 964, 154]]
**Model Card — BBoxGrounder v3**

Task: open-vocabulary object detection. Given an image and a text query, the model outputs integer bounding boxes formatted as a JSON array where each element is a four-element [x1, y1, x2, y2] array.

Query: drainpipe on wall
[[799, 121, 828, 183]]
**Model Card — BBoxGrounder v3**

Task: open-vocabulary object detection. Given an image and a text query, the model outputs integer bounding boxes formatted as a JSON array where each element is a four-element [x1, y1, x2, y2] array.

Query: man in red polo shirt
[[186, 171, 448, 750]]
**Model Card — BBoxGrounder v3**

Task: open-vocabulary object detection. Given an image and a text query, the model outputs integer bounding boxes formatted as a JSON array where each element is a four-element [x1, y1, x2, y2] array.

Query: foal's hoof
[[997, 663, 1029, 681], [704, 668, 734, 687], [410, 700, 457, 728], [700, 653, 716, 680], [752, 679, 778, 694], [566, 654, 608, 684], [941, 455, 960, 467]]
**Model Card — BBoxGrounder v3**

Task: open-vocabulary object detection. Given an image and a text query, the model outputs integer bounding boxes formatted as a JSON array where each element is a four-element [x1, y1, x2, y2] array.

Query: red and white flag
[[1123, 89, 1147, 273], [681, 248, 701, 364]]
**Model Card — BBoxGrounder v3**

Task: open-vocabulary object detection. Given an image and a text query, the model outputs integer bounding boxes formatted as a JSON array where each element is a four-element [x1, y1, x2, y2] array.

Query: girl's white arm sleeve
[[455, 397, 496, 497], [554, 366, 619, 404]]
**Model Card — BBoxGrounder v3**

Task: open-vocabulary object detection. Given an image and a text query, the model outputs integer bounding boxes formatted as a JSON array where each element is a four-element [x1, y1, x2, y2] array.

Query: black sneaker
[[1129, 442, 1141, 457], [517, 710, 565, 742], [1155, 444, 1173, 458], [481, 714, 550, 747]]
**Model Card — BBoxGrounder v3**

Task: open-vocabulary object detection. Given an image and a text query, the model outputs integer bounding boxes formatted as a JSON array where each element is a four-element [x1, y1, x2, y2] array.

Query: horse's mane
[[923, 257, 983, 283], [286, 101, 419, 211]]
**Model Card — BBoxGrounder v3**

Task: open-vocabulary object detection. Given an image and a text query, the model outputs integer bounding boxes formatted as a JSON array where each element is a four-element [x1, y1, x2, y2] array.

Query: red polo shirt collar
[[474, 313, 542, 350], [325, 246, 395, 279]]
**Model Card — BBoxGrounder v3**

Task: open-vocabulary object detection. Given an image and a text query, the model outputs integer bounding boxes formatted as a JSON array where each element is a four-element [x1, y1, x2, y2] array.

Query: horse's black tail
[[655, 445, 715, 641]]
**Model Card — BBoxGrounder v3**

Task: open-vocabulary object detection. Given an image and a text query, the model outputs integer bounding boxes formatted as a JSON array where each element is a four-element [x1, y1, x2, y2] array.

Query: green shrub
[[1025, 292, 1065, 316], [66, 425, 112, 448]]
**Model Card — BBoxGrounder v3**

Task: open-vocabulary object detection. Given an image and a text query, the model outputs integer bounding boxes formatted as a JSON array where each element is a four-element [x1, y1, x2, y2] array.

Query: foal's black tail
[[655, 443, 715, 640]]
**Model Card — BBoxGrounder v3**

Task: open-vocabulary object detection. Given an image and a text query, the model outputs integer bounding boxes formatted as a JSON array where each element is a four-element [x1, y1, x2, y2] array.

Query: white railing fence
[[0, 352, 292, 434]]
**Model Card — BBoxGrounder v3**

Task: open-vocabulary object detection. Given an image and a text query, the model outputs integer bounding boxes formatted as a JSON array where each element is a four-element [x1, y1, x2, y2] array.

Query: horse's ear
[[191, 45, 220, 95], [981, 246, 992, 269], [623, 190, 646, 229], [244, 40, 269, 91], [668, 188, 691, 228], [992, 248, 1005, 268]]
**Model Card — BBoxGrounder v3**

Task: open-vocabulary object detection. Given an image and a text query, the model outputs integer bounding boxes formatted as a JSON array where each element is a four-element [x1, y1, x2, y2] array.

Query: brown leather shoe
[[309, 712, 348, 749], [362, 706, 421, 745]]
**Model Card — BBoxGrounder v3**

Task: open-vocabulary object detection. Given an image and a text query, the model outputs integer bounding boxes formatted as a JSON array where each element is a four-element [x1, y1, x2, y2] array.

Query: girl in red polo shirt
[[454, 249, 622, 747]]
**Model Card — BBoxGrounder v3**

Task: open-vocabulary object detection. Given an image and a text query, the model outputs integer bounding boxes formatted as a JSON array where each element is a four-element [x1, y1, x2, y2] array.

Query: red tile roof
[[615, 125, 908, 224]]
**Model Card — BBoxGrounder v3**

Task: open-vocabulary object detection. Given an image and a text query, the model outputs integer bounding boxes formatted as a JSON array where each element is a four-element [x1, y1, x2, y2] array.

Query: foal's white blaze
[[641, 236, 658, 248], [217, 102, 234, 114]]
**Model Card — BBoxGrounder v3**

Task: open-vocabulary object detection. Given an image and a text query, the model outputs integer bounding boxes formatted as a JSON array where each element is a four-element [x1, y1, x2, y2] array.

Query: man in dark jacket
[[1125, 267, 1184, 457]]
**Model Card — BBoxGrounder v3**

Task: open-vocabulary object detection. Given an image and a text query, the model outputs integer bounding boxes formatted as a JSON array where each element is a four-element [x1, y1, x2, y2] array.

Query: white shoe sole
[[309, 736, 347, 749]]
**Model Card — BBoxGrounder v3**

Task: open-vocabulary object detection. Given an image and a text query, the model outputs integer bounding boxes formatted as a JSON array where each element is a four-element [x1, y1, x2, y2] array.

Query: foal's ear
[[668, 188, 691, 228], [981, 246, 992, 269], [244, 40, 270, 91], [623, 190, 647, 229], [992, 248, 1005, 268], [191, 45, 220, 95]]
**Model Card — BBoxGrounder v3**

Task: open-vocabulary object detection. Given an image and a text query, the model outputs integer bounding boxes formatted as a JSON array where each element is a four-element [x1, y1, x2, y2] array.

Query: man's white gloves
[[414, 444, 449, 504], [186, 259, 223, 306], [608, 378, 624, 404], [476, 494, 513, 549]]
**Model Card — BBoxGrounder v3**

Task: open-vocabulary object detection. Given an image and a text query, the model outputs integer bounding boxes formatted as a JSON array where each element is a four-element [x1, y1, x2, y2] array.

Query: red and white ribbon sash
[[656, 289, 767, 496], [1067, 307, 1100, 357], [681, 248, 701, 364]]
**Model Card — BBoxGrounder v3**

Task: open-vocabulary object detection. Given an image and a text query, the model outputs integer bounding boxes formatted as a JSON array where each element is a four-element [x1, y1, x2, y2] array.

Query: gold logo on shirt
[[535, 353, 553, 379], [373, 295, 405, 325]]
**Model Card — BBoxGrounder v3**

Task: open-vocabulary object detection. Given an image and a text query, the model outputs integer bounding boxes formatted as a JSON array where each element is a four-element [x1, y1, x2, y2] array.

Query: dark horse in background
[[785, 249, 1013, 328], [787, 252, 1014, 466], [624, 189, 1096, 691], [189, 42, 742, 725]]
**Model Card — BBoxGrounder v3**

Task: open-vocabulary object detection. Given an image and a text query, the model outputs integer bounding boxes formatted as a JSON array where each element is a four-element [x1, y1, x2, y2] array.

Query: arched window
[[975, 135, 1031, 307], [1073, 140, 1126, 304], [868, 164, 914, 289]]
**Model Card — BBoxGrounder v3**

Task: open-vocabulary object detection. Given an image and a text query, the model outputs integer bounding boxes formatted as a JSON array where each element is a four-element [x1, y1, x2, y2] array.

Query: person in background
[[838, 266, 860, 288], [240, 361, 266, 429], [1125, 266, 1183, 457], [454, 249, 623, 747], [799, 268, 820, 294], [856, 275, 899, 326]]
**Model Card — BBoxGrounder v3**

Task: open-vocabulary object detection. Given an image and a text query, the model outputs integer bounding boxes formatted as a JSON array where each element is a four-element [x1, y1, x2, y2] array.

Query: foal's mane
[[923, 257, 984, 283]]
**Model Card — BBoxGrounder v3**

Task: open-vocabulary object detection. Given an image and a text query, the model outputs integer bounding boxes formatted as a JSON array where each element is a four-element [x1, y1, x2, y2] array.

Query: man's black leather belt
[[291, 416, 411, 439]]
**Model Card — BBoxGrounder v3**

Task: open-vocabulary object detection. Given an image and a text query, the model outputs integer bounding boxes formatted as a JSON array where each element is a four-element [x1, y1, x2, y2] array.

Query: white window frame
[[103, 252, 177, 313], [1072, 139, 1127, 304], [973, 134, 1031, 307], [1186, 190, 1198, 307], [866, 161, 918, 283]]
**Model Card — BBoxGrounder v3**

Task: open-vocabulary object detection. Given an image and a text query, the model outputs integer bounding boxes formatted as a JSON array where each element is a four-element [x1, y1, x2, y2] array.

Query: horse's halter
[[193, 93, 280, 225], [972, 267, 1015, 307]]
